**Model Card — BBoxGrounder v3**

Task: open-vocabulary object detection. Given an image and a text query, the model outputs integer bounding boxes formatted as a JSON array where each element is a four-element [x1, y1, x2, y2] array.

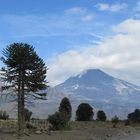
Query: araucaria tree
[[59, 97, 72, 121], [1, 43, 47, 134]]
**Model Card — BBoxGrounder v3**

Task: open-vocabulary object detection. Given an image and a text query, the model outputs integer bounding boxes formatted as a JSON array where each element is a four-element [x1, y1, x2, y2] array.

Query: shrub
[[0, 110, 9, 120], [97, 110, 107, 121], [48, 112, 67, 130], [128, 109, 140, 123], [26, 123, 36, 129], [125, 120, 130, 126], [76, 103, 94, 121], [112, 115, 119, 128], [24, 108, 32, 122]]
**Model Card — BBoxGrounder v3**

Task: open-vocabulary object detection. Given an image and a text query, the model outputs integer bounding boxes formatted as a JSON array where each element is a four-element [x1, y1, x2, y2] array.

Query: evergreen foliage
[[48, 112, 67, 130], [128, 109, 140, 123], [59, 97, 72, 121], [97, 110, 107, 121], [1, 43, 47, 134], [24, 108, 32, 122], [0, 110, 9, 120], [76, 103, 94, 121]]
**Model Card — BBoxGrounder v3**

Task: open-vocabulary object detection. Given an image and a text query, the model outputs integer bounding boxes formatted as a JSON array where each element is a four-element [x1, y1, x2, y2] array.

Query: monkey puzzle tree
[[1, 43, 47, 134]]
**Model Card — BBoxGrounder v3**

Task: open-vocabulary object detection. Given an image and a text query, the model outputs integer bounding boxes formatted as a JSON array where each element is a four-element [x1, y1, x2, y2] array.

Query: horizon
[[0, 0, 140, 86]]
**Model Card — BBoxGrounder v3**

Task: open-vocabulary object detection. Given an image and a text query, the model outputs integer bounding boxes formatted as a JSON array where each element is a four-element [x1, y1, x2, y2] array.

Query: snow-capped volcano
[[54, 69, 140, 119]]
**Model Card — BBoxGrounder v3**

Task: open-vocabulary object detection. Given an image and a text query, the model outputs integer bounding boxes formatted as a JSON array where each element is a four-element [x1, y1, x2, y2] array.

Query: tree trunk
[[17, 70, 25, 135], [21, 70, 25, 132], [18, 76, 22, 135]]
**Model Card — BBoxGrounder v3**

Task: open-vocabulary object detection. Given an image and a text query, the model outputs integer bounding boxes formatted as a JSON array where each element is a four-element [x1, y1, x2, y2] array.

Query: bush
[[112, 115, 119, 128], [128, 109, 140, 123], [48, 112, 67, 130], [24, 108, 32, 122], [26, 123, 36, 129], [125, 120, 130, 126], [0, 110, 9, 120], [59, 97, 72, 121], [76, 103, 94, 121], [97, 110, 107, 121]]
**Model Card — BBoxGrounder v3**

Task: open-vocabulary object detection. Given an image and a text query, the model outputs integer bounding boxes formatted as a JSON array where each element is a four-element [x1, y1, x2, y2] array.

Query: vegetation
[[59, 97, 72, 121], [0, 110, 9, 120], [112, 115, 119, 128], [127, 109, 140, 123], [76, 103, 94, 121], [97, 110, 107, 121], [1, 43, 47, 134], [24, 108, 32, 122], [48, 112, 68, 130]]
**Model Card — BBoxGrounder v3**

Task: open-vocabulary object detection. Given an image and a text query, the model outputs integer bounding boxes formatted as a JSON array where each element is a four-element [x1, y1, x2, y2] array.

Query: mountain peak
[[81, 69, 104, 75], [57, 69, 114, 88], [77, 69, 113, 82]]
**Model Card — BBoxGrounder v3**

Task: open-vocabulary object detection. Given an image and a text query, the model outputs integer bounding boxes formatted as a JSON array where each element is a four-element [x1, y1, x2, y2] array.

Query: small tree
[[112, 115, 119, 128], [24, 108, 32, 122], [97, 110, 107, 121], [0, 110, 9, 120], [48, 112, 67, 130], [59, 97, 72, 121], [76, 103, 94, 121]]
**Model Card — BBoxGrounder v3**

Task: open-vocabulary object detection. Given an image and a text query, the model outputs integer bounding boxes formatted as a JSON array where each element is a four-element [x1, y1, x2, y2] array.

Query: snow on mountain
[[55, 69, 140, 119]]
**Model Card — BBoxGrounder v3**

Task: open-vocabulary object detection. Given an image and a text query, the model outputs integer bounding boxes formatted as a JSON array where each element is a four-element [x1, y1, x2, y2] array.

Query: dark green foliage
[[97, 110, 107, 121], [76, 103, 94, 121], [26, 123, 36, 129], [1, 43, 47, 133], [0, 110, 9, 120], [48, 112, 67, 130], [24, 108, 32, 122], [112, 115, 119, 128], [1, 43, 47, 93], [128, 109, 140, 123], [59, 97, 72, 121]]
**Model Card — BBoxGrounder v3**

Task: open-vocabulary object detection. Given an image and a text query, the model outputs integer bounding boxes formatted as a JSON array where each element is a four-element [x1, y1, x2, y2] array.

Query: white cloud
[[134, 0, 140, 18], [136, 0, 140, 12], [96, 3, 109, 11], [65, 7, 87, 14], [65, 7, 94, 22], [47, 19, 140, 86], [82, 14, 94, 22], [96, 3, 127, 12]]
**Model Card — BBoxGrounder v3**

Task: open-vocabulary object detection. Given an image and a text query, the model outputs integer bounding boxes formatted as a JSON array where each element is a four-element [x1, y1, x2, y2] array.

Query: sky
[[0, 0, 140, 86]]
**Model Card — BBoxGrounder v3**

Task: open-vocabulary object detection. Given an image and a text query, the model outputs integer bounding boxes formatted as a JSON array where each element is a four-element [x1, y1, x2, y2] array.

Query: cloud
[[65, 7, 94, 22], [47, 19, 140, 86], [136, 0, 140, 12], [65, 7, 87, 14], [82, 14, 94, 22], [96, 3, 127, 12], [0, 10, 95, 40], [134, 0, 140, 18]]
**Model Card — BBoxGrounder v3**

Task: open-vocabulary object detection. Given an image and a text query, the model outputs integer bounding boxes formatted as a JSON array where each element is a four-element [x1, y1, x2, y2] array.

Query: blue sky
[[0, 0, 140, 86]]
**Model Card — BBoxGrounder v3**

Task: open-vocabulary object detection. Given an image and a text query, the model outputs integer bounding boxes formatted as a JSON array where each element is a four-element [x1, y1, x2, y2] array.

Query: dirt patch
[[0, 128, 131, 140]]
